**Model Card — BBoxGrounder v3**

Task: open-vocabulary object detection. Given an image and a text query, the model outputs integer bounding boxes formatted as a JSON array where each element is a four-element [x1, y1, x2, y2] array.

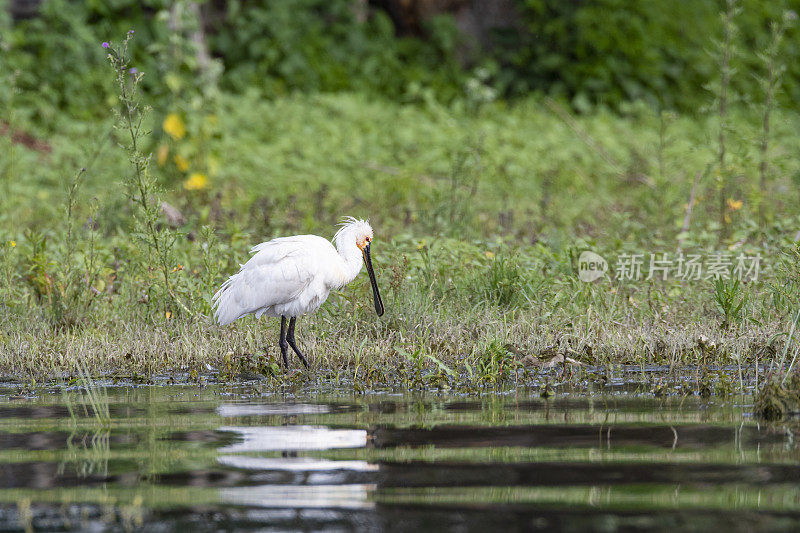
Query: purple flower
[[102, 42, 110, 48], [130, 67, 139, 74], [128, 29, 135, 35]]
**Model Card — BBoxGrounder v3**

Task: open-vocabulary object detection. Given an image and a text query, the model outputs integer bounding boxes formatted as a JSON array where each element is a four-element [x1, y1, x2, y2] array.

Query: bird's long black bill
[[363, 243, 385, 317]]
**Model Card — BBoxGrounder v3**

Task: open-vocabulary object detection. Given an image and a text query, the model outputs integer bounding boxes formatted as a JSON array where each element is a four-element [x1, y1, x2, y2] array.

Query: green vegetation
[[2, 0, 799, 113], [1, 84, 797, 389], [1, 2, 800, 399]]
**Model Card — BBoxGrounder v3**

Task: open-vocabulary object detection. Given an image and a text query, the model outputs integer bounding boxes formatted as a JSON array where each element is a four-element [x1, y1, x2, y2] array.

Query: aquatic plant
[[754, 372, 800, 421], [713, 277, 746, 330]]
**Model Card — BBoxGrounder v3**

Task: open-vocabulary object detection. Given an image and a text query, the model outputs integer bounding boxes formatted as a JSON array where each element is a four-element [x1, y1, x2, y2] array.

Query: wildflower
[[128, 29, 135, 35], [485, 251, 495, 259], [9, 241, 15, 248], [162, 113, 186, 140], [102, 42, 110, 48], [184, 173, 209, 191], [165, 311, 172, 319], [727, 198, 743, 211], [173, 154, 189, 172], [130, 67, 139, 75], [157, 145, 169, 166]]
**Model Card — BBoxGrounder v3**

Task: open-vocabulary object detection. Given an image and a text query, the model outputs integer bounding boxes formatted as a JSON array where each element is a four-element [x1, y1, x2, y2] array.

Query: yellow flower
[[157, 145, 169, 166], [727, 198, 743, 211], [9, 241, 15, 248], [485, 251, 495, 259], [184, 173, 209, 191], [173, 154, 189, 172], [165, 311, 172, 319], [163, 113, 186, 140]]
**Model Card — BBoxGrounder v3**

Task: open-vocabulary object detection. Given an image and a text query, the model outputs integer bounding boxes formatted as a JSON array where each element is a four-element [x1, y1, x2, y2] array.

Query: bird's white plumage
[[212, 219, 374, 325]]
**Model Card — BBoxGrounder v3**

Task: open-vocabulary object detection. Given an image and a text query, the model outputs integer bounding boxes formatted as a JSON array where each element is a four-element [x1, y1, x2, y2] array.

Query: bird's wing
[[212, 236, 334, 325]]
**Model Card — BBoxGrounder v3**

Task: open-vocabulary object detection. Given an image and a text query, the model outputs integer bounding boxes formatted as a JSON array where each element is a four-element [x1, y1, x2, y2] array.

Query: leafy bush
[[2, 0, 799, 118], [489, 0, 799, 110], [0, 0, 465, 123], [208, 0, 462, 99], [0, 0, 159, 121]]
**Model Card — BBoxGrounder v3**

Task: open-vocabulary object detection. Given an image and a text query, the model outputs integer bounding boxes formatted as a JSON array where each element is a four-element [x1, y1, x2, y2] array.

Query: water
[[0, 379, 799, 532]]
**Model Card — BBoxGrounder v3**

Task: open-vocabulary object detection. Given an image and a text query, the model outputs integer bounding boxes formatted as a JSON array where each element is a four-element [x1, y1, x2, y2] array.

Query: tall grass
[[105, 33, 190, 316]]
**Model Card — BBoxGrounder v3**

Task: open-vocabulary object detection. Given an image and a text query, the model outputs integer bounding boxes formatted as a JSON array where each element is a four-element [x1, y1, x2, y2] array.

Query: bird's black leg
[[279, 316, 290, 368], [287, 317, 310, 369]]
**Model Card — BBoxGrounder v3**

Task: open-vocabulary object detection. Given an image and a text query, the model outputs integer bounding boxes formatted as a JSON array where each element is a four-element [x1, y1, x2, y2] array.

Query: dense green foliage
[[491, 0, 800, 110], [1, 0, 799, 117], [0, 0, 464, 121], [209, 1, 463, 100]]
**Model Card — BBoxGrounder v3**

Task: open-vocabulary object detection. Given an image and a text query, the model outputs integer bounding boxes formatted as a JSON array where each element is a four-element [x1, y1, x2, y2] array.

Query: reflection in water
[[218, 426, 368, 452], [217, 406, 378, 511], [217, 455, 378, 473], [220, 484, 376, 509], [1, 383, 800, 531], [216, 403, 331, 417]]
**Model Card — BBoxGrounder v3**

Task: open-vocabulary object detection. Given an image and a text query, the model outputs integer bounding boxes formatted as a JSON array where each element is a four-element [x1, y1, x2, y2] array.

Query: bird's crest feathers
[[333, 217, 373, 248]]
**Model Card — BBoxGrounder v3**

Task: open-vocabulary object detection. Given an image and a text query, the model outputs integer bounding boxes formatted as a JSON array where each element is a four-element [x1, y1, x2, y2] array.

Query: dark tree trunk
[[10, 0, 42, 20]]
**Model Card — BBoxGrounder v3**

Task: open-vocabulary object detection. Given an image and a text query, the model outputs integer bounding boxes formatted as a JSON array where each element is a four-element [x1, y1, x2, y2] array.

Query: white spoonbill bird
[[212, 217, 385, 369]]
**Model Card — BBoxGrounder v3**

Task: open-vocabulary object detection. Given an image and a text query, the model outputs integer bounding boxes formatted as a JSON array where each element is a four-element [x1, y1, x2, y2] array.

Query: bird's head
[[335, 217, 374, 250], [334, 217, 383, 317]]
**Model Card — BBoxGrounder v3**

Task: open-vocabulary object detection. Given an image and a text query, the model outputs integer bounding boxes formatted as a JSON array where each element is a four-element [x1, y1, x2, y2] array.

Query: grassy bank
[[2, 79, 800, 389]]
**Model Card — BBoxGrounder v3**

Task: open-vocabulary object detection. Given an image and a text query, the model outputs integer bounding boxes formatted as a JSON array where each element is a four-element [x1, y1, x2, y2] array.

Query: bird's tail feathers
[[211, 273, 242, 325]]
